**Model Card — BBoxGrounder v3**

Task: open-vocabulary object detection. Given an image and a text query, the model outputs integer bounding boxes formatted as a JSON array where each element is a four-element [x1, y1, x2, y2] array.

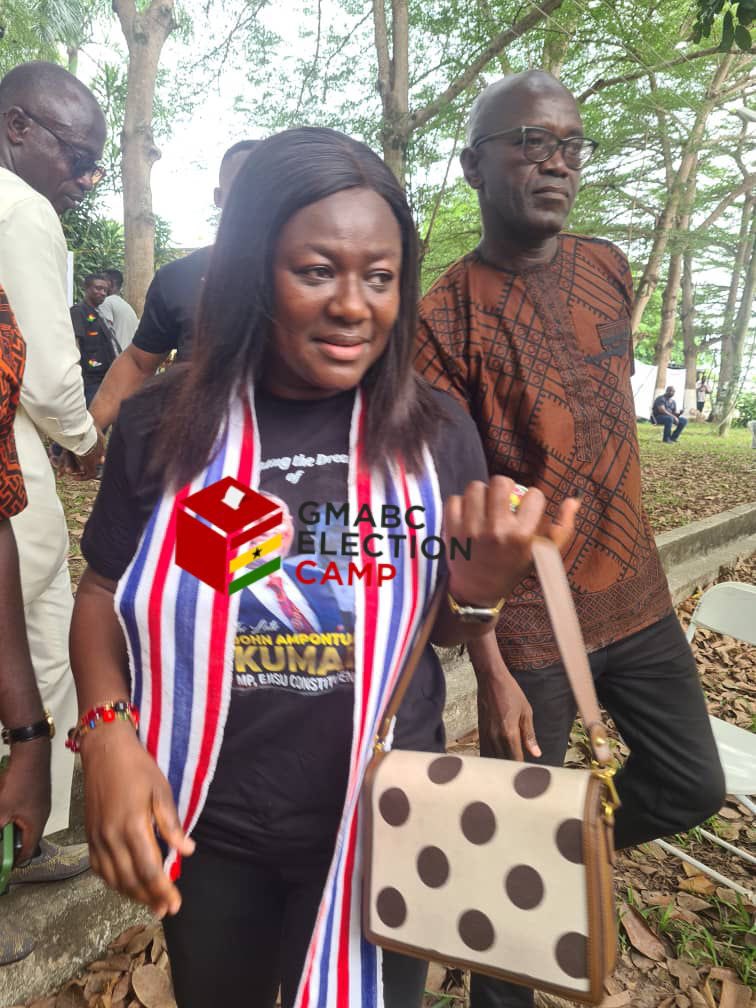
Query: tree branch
[[695, 179, 755, 232], [409, 0, 565, 133], [372, 0, 391, 100], [577, 45, 754, 103], [294, 0, 322, 118]]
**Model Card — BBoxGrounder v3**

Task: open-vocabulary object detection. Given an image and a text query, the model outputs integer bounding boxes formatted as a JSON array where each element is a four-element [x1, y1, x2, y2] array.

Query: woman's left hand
[[444, 477, 579, 607]]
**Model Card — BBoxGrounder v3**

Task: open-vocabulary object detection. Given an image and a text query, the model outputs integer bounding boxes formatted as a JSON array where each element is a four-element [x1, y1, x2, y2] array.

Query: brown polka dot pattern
[[513, 765, 552, 798], [505, 864, 544, 910], [555, 932, 589, 978], [367, 750, 601, 997], [458, 909, 495, 951], [428, 755, 463, 784], [376, 887, 407, 928], [461, 801, 497, 844], [379, 787, 410, 827], [556, 818, 584, 864], [417, 846, 450, 888]]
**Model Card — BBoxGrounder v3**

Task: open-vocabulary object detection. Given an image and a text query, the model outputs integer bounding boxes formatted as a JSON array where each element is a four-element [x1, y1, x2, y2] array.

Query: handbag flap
[[364, 750, 597, 994]]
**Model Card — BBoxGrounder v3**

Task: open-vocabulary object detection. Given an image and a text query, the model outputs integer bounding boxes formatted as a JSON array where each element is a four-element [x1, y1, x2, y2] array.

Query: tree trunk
[[717, 217, 756, 436], [653, 249, 683, 401], [631, 55, 733, 334], [114, 0, 176, 315], [680, 251, 698, 413], [712, 196, 754, 421]]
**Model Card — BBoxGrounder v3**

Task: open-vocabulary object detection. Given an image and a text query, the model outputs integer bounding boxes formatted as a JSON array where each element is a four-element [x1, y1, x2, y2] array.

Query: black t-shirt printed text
[[82, 383, 488, 861]]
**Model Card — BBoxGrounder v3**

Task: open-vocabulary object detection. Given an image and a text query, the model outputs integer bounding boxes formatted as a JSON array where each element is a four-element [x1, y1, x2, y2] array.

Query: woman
[[70, 128, 577, 1008]]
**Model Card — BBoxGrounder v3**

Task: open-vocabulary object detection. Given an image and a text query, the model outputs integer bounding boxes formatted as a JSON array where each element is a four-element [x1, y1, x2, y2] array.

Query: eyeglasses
[[4, 108, 105, 185], [471, 126, 598, 170]]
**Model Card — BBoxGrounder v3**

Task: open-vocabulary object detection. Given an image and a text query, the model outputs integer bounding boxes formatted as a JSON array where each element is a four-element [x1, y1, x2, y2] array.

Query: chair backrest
[[686, 581, 756, 647]]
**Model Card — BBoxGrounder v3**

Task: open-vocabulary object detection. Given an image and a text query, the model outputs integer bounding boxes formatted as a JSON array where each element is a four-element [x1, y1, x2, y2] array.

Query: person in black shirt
[[652, 385, 687, 443], [69, 273, 119, 405], [70, 128, 578, 1008], [89, 139, 260, 432]]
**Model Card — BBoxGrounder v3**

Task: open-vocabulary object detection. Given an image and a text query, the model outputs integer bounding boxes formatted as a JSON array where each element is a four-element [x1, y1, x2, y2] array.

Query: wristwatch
[[447, 592, 506, 624], [1, 711, 55, 745]]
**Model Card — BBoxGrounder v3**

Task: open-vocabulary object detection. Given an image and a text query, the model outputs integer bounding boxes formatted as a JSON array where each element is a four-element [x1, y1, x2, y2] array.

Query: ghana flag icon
[[176, 476, 284, 594]]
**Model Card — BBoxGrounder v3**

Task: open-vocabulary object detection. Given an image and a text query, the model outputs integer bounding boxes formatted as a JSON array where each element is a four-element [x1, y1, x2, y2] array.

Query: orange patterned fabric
[[0, 284, 27, 519], [416, 234, 671, 672]]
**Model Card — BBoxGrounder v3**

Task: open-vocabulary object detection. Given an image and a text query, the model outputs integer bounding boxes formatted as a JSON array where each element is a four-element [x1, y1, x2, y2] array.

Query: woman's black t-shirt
[[82, 383, 488, 862]]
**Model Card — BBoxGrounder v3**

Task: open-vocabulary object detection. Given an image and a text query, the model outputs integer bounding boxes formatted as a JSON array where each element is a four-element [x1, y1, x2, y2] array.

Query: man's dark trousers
[[658, 414, 687, 442], [470, 612, 725, 1008]]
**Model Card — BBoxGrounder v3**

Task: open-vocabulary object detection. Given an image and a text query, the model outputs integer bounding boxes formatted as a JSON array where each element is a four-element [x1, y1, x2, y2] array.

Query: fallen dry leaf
[[600, 994, 631, 1007], [620, 904, 667, 961], [688, 992, 708, 1008], [667, 958, 699, 991], [676, 894, 711, 913], [130, 964, 173, 1008], [719, 978, 752, 1008], [54, 988, 88, 1008], [111, 975, 131, 1004], [708, 967, 741, 983], [126, 927, 157, 957], [108, 927, 144, 952], [678, 875, 716, 896]]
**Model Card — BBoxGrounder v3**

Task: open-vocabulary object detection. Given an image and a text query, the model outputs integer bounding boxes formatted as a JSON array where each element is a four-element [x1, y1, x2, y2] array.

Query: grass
[[637, 422, 755, 533]]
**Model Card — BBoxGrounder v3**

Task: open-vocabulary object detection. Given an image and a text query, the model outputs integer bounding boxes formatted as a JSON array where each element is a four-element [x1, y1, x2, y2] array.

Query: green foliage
[[692, 0, 754, 50], [733, 389, 756, 425], [62, 196, 178, 299]]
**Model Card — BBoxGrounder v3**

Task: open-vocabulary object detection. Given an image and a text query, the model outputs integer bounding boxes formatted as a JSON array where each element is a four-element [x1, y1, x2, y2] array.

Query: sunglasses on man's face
[[472, 125, 598, 171], [9, 109, 106, 185]]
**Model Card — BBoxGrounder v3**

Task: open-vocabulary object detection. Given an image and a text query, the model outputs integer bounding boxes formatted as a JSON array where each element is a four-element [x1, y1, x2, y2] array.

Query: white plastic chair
[[654, 582, 756, 900]]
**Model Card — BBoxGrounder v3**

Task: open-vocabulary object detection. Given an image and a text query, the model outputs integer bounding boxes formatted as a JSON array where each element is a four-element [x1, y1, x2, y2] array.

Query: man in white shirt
[[100, 267, 139, 351], [0, 61, 105, 875]]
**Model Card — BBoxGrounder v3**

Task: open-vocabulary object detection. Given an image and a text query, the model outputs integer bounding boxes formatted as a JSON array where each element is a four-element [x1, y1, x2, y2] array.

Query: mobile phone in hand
[[0, 821, 21, 895]]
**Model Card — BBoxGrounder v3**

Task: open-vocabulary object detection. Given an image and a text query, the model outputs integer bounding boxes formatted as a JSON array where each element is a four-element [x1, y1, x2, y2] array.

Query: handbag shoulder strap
[[374, 536, 612, 767]]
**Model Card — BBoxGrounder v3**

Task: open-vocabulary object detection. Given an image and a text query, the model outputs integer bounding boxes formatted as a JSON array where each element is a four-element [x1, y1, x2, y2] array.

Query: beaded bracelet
[[65, 700, 140, 753]]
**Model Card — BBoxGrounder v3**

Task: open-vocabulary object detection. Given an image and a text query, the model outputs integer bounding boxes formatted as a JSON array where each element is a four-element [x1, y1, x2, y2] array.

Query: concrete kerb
[[2, 503, 755, 1006]]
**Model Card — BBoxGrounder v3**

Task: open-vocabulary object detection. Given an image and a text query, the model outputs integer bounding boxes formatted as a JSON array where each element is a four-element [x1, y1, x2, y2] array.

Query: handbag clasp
[[591, 764, 620, 825]]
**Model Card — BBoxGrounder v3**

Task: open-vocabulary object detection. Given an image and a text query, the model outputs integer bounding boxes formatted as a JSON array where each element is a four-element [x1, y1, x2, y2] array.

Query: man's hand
[[0, 739, 51, 862], [58, 429, 105, 481], [473, 648, 541, 761]]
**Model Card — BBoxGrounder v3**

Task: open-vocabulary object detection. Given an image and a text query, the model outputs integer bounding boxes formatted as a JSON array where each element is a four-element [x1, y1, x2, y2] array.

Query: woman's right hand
[[80, 721, 195, 917]]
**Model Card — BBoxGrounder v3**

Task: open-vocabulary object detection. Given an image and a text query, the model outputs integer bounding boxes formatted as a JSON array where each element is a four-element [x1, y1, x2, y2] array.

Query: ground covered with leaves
[[20, 424, 754, 1008], [636, 423, 754, 534]]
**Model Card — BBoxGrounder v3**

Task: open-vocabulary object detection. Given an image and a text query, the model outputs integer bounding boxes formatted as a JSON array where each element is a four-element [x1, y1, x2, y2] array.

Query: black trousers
[[471, 612, 725, 1008], [163, 845, 428, 1008]]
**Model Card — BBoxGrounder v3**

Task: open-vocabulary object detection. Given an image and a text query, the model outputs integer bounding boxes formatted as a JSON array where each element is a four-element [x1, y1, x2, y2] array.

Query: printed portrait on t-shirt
[[234, 485, 355, 698]]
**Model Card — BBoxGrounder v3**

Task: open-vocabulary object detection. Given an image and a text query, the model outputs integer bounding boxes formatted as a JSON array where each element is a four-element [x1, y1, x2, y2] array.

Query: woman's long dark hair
[[150, 127, 442, 488]]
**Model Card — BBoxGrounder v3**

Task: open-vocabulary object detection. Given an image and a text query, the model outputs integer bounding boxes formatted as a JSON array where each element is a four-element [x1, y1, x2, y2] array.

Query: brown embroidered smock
[[416, 234, 672, 672]]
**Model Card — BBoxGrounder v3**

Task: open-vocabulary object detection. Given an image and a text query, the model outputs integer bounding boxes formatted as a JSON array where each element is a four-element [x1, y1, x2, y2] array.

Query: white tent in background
[[631, 361, 686, 420]]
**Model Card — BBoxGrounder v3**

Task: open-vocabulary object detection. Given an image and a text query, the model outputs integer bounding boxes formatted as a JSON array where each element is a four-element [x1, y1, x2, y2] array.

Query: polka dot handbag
[[363, 539, 619, 1004]]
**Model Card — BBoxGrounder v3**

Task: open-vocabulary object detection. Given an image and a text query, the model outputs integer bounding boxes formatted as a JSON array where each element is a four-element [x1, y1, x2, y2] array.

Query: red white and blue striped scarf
[[115, 385, 442, 1008]]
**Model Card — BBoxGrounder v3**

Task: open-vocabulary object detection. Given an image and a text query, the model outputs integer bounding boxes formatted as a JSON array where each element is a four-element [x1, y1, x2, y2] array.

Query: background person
[[70, 273, 120, 407], [0, 285, 52, 965], [653, 385, 688, 443], [99, 268, 139, 351], [0, 60, 104, 878], [89, 139, 260, 432], [70, 127, 576, 1008], [695, 376, 710, 416], [415, 70, 723, 1008]]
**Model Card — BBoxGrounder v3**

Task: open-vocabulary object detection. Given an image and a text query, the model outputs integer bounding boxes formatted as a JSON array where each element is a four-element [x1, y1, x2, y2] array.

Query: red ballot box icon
[[176, 476, 284, 594]]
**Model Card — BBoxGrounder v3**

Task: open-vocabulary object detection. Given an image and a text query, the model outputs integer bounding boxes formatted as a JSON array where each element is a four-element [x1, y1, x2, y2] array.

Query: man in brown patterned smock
[[415, 71, 724, 1008]]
